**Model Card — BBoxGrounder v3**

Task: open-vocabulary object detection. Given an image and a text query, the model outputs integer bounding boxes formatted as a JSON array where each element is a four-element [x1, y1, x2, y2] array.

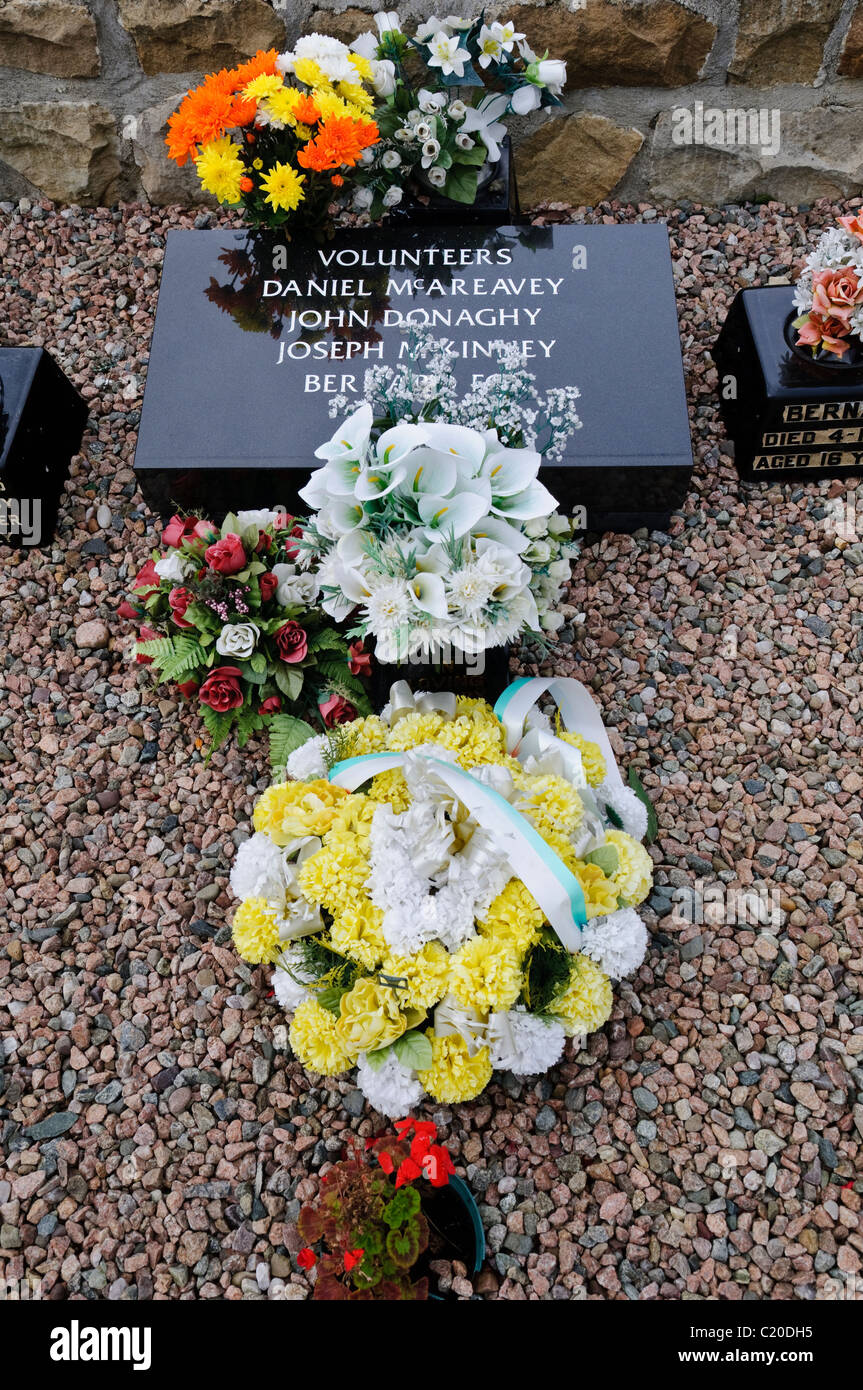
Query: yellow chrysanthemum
[[337, 79, 375, 113], [195, 136, 244, 203], [536, 825, 580, 872], [454, 697, 501, 726], [262, 87, 303, 126], [382, 943, 451, 1012], [553, 954, 613, 1037], [335, 977, 409, 1055], [345, 714, 388, 755], [450, 936, 522, 1012], [385, 712, 448, 751], [312, 87, 368, 123], [242, 72, 283, 102], [289, 997, 356, 1075], [330, 900, 387, 970], [366, 769, 411, 812], [515, 773, 584, 838], [260, 160, 306, 213], [231, 896, 282, 965], [605, 829, 653, 907], [298, 834, 369, 914], [293, 56, 328, 87], [418, 1032, 493, 1104], [479, 879, 544, 956], [330, 792, 377, 840], [558, 730, 607, 787], [348, 52, 374, 80], [254, 779, 347, 844], [571, 861, 620, 920]]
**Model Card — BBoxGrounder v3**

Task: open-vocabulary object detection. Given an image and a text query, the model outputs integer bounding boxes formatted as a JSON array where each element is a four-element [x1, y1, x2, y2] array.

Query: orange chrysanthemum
[[165, 51, 278, 165], [292, 93, 321, 126], [296, 116, 379, 172]]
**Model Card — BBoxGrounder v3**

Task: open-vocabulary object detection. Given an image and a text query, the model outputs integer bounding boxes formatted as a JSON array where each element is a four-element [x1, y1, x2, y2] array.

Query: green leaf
[[200, 703, 235, 754], [274, 665, 304, 702], [184, 602, 219, 632], [392, 1029, 433, 1071], [221, 512, 240, 538], [235, 707, 264, 749], [583, 844, 619, 877], [307, 630, 350, 655], [250, 651, 267, 674], [315, 659, 366, 702], [451, 142, 487, 167], [441, 163, 479, 205], [269, 714, 316, 774], [628, 767, 658, 845], [135, 637, 177, 667], [316, 986, 345, 1015], [363, 1044, 391, 1072]]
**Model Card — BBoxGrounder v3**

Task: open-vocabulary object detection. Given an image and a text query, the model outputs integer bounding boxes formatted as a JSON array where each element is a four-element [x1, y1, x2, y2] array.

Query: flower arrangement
[[165, 44, 380, 232], [298, 334, 581, 665], [229, 677, 656, 1114], [296, 1118, 455, 1300], [349, 11, 567, 216], [793, 216, 863, 359], [121, 508, 371, 768]]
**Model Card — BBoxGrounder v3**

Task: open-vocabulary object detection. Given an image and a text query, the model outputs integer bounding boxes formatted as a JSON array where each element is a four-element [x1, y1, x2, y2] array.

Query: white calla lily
[[375, 420, 429, 468], [470, 515, 531, 552], [314, 401, 372, 464], [410, 571, 448, 618], [414, 542, 450, 574], [418, 490, 491, 541], [482, 443, 542, 496], [422, 421, 487, 469], [491, 478, 558, 521], [355, 459, 410, 501], [398, 447, 459, 497]]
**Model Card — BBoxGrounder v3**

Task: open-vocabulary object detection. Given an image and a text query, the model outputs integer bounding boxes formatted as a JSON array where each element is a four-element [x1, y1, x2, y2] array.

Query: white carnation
[[230, 833, 288, 904], [285, 733, 329, 781], [488, 1008, 566, 1075], [272, 947, 316, 1011], [598, 781, 649, 841], [356, 1051, 425, 1118], [579, 908, 648, 980]]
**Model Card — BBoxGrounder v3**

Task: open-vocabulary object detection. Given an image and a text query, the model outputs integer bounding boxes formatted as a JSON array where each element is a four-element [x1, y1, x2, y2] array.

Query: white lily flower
[[313, 401, 372, 465], [493, 20, 525, 50], [477, 23, 503, 67], [470, 514, 530, 552], [491, 478, 558, 521], [415, 14, 446, 40], [426, 30, 471, 77], [351, 31, 380, 59], [461, 92, 510, 162], [374, 10, 401, 36], [410, 571, 449, 618], [418, 490, 490, 541], [355, 459, 410, 501], [399, 447, 459, 497]]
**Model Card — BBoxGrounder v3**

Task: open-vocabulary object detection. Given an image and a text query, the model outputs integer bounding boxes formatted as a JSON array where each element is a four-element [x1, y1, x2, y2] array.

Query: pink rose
[[274, 621, 308, 664], [198, 665, 244, 712], [168, 585, 196, 629], [260, 694, 282, 714], [205, 533, 247, 575], [319, 693, 357, 727], [162, 514, 196, 548]]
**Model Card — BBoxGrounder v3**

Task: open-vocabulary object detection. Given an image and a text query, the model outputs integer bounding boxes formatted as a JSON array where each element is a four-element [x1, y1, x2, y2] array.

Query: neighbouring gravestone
[[714, 286, 863, 481], [134, 222, 693, 532], [0, 347, 88, 547]]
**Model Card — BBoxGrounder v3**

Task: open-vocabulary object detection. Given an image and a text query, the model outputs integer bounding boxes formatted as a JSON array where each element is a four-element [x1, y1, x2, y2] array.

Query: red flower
[[162, 513, 197, 548], [198, 665, 244, 712], [297, 1248, 317, 1270], [177, 679, 198, 698], [319, 693, 356, 727], [274, 621, 308, 664], [274, 511, 295, 531], [168, 585, 196, 629], [348, 639, 371, 678], [205, 533, 247, 575], [260, 694, 281, 714], [255, 530, 272, 553], [394, 1157, 422, 1189], [377, 1151, 395, 1176], [193, 518, 218, 543], [135, 624, 160, 664], [117, 598, 141, 620], [132, 558, 160, 598], [343, 1249, 364, 1272], [259, 572, 278, 603], [423, 1144, 455, 1188]]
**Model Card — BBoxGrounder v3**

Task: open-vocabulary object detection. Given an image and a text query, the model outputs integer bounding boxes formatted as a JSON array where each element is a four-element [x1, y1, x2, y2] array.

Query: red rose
[[274, 512, 294, 531], [274, 621, 308, 664], [168, 585, 196, 629], [205, 533, 247, 575], [177, 679, 198, 698], [319, 693, 356, 727], [135, 624, 160, 664], [260, 694, 281, 714], [162, 514, 197, 548], [255, 530, 272, 553], [118, 598, 141, 620], [133, 558, 160, 598], [199, 665, 244, 712], [193, 519, 218, 543], [259, 572, 278, 603], [348, 639, 371, 678], [283, 524, 303, 562]]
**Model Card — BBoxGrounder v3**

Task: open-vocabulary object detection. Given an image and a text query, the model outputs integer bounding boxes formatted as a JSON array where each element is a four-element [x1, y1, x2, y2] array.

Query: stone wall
[[2, 0, 863, 208]]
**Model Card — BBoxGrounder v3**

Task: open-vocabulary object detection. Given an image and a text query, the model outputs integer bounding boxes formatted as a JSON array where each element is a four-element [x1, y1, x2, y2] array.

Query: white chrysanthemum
[[598, 781, 649, 841], [356, 1050, 425, 1118], [285, 733, 329, 781], [579, 908, 648, 981], [446, 563, 497, 621], [272, 947, 316, 1011], [230, 833, 287, 904], [488, 1007, 566, 1075]]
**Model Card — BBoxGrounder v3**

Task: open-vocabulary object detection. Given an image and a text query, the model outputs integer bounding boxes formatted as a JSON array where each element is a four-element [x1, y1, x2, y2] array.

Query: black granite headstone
[[714, 286, 863, 481], [0, 347, 88, 547], [135, 222, 693, 532]]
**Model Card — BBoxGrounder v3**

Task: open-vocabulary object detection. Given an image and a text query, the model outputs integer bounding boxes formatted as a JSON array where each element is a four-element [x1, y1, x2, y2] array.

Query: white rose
[[548, 558, 572, 582], [421, 138, 441, 167], [426, 164, 447, 188], [353, 186, 374, 209], [215, 621, 260, 659], [382, 149, 402, 169], [415, 120, 433, 141], [272, 563, 320, 607], [154, 552, 191, 583], [536, 57, 566, 93], [448, 99, 467, 120], [383, 184, 403, 207], [236, 508, 280, 529], [455, 132, 474, 149], [371, 57, 397, 95], [541, 609, 565, 633]]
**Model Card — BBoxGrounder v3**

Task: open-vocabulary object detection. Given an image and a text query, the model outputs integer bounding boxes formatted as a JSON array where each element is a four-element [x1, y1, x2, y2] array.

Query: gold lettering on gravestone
[[753, 450, 863, 471], [782, 401, 863, 423]]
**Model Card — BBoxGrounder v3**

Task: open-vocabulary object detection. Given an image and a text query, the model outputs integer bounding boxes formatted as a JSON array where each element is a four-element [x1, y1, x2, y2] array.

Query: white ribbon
[[329, 750, 586, 949], [386, 681, 457, 726], [434, 994, 489, 1056], [494, 676, 626, 793]]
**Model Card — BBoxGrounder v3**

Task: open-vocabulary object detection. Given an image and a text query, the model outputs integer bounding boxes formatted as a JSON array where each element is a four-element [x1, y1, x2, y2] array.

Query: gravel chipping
[[0, 195, 862, 1302]]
